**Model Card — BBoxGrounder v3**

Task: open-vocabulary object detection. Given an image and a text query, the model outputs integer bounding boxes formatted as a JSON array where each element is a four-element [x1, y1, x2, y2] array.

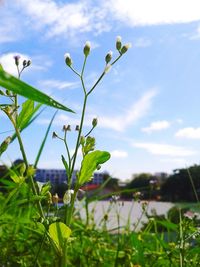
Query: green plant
[[0, 37, 131, 266]]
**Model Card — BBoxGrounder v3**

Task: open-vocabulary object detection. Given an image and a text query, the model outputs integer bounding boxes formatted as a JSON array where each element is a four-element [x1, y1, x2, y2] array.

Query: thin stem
[[69, 66, 81, 77], [8, 114, 45, 218], [81, 56, 87, 77], [63, 132, 72, 189], [187, 168, 199, 202], [87, 72, 105, 96], [179, 209, 185, 267], [111, 54, 122, 66], [70, 94, 87, 179], [87, 54, 122, 96], [84, 125, 95, 138]]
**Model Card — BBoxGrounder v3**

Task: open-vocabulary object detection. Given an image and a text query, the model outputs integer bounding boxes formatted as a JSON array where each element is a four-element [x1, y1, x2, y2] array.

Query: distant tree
[[127, 173, 153, 189], [103, 173, 119, 190], [161, 164, 200, 202], [121, 173, 155, 199]]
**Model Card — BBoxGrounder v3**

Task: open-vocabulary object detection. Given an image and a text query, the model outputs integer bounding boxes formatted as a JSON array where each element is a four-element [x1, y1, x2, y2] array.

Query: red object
[[81, 184, 100, 191]]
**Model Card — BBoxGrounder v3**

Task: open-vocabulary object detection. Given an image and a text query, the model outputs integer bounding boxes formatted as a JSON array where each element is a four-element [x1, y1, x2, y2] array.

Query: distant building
[[35, 168, 105, 186]]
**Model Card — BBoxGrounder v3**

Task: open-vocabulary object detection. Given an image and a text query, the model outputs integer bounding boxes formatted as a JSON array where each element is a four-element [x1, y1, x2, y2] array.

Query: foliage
[[161, 164, 200, 201], [0, 38, 200, 267]]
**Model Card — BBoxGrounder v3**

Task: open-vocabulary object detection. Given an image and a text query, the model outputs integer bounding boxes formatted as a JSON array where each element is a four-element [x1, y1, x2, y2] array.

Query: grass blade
[[34, 111, 57, 168], [0, 68, 74, 113]]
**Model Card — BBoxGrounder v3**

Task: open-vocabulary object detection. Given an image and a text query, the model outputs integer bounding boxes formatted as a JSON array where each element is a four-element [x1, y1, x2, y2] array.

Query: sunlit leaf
[[0, 68, 74, 112], [0, 136, 11, 156], [78, 150, 110, 185], [17, 99, 34, 128], [49, 222, 71, 253]]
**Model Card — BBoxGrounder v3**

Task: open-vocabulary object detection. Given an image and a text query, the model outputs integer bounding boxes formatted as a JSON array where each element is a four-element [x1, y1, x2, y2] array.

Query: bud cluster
[[22, 59, 31, 68], [52, 124, 81, 139], [116, 36, 131, 55], [13, 55, 31, 69]]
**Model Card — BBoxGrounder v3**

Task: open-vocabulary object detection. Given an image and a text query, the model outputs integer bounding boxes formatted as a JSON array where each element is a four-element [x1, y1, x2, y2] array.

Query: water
[[77, 201, 174, 231]]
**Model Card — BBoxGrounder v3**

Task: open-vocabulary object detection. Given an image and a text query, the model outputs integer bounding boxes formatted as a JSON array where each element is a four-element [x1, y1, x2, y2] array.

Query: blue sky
[[1, 0, 200, 180]]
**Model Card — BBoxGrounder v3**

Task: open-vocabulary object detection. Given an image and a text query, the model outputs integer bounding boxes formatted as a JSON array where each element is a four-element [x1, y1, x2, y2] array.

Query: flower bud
[[14, 55, 20, 66], [80, 136, 85, 145], [105, 51, 113, 64], [23, 60, 27, 67], [75, 125, 80, 131], [47, 191, 52, 204], [63, 124, 71, 131], [63, 189, 74, 205], [64, 53, 72, 67], [116, 36, 122, 51], [97, 165, 101, 170], [121, 43, 132, 54], [92, 118, 98, 127], [52, 131, 58, 138], [83, 41, 91, 57], [52, 193, 59, 204], [27, 60, 31, 66]]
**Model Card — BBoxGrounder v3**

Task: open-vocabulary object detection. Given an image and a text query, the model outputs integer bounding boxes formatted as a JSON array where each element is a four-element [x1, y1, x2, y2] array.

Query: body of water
[[77, 201, 174, 231]]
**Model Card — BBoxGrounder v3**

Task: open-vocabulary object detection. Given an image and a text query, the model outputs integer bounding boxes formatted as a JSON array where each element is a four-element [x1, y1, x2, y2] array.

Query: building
[[35, 168, 105, 186]]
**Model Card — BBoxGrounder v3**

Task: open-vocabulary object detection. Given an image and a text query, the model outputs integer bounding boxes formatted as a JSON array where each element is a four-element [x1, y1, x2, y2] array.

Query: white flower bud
[[83, 41, 91, 56], [116, 36, 122, 51], [105, 51, 113, 64], [63, 190, 74, 205], [64, 53, 72, 67], [121, 43, 132, 54]]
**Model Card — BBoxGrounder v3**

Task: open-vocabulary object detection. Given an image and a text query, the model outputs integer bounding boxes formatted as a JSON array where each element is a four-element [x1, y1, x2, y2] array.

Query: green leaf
[[157, 220, 178, 231], [83, 136, 95, 155], [9, 168, 24, 184], [78, 150, 110, 185], [17, 99, 34, 128], [0, 136, 11, 156], [0, 68, 74, 113], [34, 111, 57, 168], [49, 222, 71, 253], [61, 155, 70, 177], [11, 104, 44, 143]]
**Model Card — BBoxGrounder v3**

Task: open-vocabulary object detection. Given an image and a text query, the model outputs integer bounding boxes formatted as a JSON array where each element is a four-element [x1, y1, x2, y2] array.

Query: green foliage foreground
[[0, 38, 200, 266]]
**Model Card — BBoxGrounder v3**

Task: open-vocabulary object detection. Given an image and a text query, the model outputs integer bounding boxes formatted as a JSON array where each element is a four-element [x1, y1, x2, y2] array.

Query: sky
[[1, 0, 200, 181]]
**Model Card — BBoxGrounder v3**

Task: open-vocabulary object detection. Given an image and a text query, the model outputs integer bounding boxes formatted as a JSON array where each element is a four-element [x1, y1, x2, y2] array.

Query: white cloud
[[4, 0, 200, 43], [134, 38, 152, 48], [106, 0, 200, 26], [142, 120, 170, 133], [37, 113, 81, 127], [133, 142, 197, 157], [15, 0, 110, 38], [0, 53, 31, 76], [99, 89, 157, 131], [111, 150, 128, 158], [39, 79, 80, 90], [175, 127, 200, 139], [176, 118, 183, 124], [37, 89, 157, 130], [160, 158, 187, 164], [0, 8, 21, 44], [0, 53, 52, 76]]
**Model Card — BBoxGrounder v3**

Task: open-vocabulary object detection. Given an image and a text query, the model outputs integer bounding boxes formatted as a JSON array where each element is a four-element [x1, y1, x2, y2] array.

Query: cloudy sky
[[1, 0, 200, 180]]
